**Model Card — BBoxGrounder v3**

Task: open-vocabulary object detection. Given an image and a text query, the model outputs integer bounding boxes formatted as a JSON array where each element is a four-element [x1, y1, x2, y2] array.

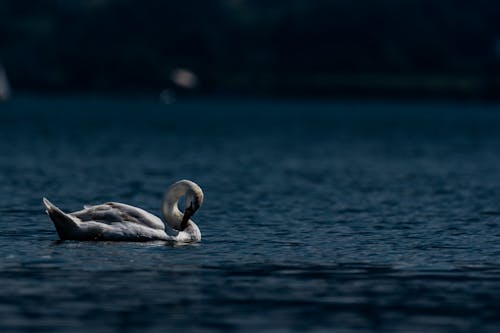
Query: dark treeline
[[1, 0, 500, 98]]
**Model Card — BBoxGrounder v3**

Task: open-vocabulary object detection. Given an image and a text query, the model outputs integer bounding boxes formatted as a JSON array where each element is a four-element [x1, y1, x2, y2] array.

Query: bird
[[43, 179, 204, 242]]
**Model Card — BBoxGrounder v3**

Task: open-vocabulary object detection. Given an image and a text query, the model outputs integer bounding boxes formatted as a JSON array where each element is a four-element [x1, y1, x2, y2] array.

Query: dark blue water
[[1, 96, 500, 332]]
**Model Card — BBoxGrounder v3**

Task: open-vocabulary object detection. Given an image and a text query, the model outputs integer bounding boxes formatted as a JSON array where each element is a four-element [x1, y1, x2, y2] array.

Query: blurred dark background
[[1, 0, 500, 99]]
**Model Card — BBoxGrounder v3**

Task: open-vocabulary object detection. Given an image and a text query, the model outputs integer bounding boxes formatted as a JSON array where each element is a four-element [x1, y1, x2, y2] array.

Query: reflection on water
[[1, 96, 500, 332]]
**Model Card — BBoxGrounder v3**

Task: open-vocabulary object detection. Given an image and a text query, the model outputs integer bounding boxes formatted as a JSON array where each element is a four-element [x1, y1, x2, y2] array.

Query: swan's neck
[[161, 184, 190, 230]]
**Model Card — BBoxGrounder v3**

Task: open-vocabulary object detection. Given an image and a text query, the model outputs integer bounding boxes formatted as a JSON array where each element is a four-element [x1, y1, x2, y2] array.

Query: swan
[[42, 179, 204, 242]]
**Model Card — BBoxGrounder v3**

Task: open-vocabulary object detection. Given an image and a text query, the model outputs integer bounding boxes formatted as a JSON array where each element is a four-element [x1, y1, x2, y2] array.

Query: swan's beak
[[180, 205, 195, 230]]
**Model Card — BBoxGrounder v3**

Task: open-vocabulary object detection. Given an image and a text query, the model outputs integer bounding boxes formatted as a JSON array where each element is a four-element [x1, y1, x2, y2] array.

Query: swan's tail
[[43, 197, 79, 240]]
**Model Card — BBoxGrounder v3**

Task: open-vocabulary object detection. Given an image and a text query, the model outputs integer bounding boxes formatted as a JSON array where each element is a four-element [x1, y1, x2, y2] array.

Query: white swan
[[43, 179, 204, 242]]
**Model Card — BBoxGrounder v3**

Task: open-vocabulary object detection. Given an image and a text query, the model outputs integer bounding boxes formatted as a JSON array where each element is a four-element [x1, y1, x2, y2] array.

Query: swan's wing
[[71, 202, 165, 230]]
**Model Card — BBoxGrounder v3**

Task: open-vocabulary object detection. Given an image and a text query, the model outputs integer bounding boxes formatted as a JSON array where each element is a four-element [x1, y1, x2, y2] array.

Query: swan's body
[[43, 179, 204, 242]]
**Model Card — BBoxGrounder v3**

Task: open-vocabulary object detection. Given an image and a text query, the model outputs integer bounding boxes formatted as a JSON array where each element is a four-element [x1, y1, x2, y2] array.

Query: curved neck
[[161, 183, 189, 230]]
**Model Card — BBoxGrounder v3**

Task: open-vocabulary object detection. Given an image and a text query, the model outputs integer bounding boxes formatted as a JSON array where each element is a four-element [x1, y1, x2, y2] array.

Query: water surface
[[1, 96, 500, 332]]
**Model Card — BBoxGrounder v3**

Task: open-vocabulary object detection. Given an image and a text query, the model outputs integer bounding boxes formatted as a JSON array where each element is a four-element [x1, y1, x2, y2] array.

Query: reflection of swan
[[0, 64, 10, 101], [43, 180, 204, 242]]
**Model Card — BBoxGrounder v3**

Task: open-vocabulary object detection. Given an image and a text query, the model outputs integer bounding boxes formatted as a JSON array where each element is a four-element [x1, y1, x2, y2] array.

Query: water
[[1, 96, 500, 332]]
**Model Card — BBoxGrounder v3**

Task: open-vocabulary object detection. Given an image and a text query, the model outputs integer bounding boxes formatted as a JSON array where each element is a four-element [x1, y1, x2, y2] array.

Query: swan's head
[[180, 181, 204, 230], [164, 179, 204, 231]]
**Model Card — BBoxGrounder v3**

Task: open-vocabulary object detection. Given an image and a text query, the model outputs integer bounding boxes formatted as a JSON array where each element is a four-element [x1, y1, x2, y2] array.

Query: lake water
[[1, 96, 500, 332]]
